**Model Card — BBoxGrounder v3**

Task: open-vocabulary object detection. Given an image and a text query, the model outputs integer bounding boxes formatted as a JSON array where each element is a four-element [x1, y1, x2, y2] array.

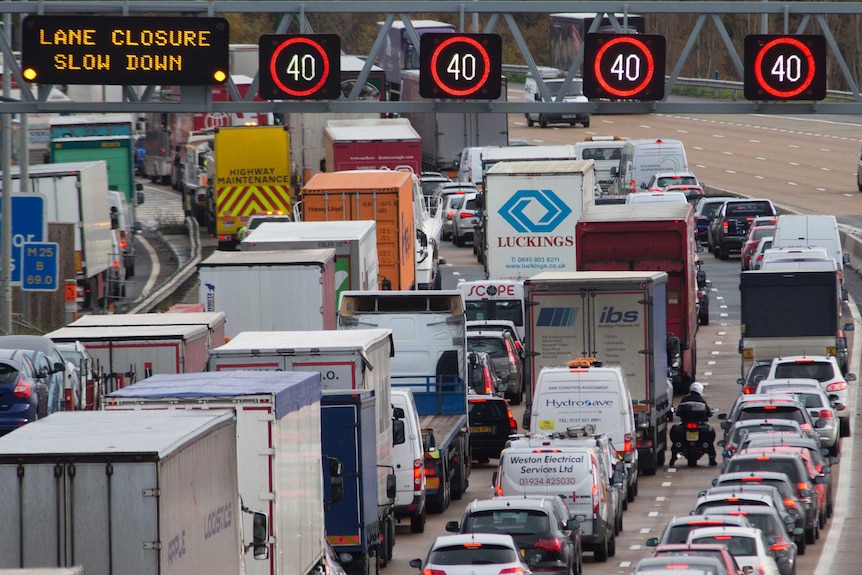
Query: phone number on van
[[519, 477, 577, 486]]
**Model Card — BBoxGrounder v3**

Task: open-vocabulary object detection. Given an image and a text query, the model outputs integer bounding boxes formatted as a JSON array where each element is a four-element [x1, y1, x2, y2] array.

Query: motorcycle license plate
[[686, 431, 699, 441]]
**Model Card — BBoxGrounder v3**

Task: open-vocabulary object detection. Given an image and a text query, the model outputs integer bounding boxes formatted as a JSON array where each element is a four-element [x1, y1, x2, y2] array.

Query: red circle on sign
[[430, 36, 491, 97], [593, 36, 655, 98], [753, 37, 816, 99], [269, 37, 331, 97]]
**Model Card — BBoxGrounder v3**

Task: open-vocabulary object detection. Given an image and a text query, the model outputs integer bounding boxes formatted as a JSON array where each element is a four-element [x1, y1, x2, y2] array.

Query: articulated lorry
[[323, 118, 422, 174], [739, 269, 850, 376], [198, 249, 337, 338], [241, 220, 379, 308], [301, 171, 416, 290], [209, 329, 400, 572], [338, 291, 470, 512], [577, 204, 698, 393], [375, 19, 456, 100], [104, 371, 328, 575], [207, 125, 293, 250], [61, 311, 227, 352], [481, 159, 595, 280], [0, 410, 256, 575], [523, 271, 671, 474], [5, 161, 113, 307]]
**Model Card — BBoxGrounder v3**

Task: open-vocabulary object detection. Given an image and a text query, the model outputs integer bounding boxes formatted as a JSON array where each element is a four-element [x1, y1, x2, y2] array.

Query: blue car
[[0, 349, 48, 434], [0, 335, 67, 414]]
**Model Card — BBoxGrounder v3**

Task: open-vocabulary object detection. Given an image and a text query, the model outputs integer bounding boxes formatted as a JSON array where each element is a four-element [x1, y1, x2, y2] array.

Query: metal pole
[[761, 0, 768, 34], [1, 17, 12, 335]]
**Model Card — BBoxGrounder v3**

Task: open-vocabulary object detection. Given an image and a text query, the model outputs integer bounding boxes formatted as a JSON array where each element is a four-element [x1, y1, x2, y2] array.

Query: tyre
[[687, 456, 699, 467], [634, 480, 639, 496], [718, 244, 729, 260], [526, 114, 535, 127], [627, 484, 635, 503], [805, 524, 816, 545], [410, 508, 426, 533], [583, 120, 590, 128], [819, 509, 827, 529], [593, 537, 609, 563], [539, 115, 548, 128], [451, 454, 465, 500], [699, 312, 709, 326], [617, 512, 623, 533], [455, 234, 464, 247], [840, 417, 851, 437], [509, 384, 523, 406], [608, 531, 616, 557], [796, 532, 806, 555]]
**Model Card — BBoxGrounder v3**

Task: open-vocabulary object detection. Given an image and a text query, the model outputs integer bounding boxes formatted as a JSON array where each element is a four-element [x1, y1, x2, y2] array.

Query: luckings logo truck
[[498, 189, 573, 233]]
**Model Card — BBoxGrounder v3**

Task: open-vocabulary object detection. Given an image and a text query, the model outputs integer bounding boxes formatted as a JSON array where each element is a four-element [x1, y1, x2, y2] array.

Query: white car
[[751, 236, 774, 270], [762, 386, 840, 454], [767, 355, 855, 438], [410, 533, 531, 575], [687, 526, 781, 575], [625, 191, 688, 204]]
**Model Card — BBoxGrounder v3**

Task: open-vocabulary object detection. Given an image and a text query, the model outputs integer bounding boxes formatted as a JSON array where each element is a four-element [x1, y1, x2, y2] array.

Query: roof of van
[[579, 203, 693, 222], [485, 159, 593, 175]]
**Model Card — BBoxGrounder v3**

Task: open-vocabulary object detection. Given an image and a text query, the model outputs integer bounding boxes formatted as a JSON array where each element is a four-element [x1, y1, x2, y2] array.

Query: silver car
[[441, 194, 464, 241], [452, 192, 480, 247], [467, 330, 524, 405]]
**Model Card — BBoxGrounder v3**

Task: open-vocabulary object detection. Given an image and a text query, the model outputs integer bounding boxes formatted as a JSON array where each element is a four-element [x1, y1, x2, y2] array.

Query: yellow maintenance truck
[[206, 125, 293, 250]]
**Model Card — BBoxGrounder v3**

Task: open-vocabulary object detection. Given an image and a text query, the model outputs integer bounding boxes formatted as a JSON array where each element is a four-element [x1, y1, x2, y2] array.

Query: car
[[718, 394, 820, 445], [467, 319, 525, 359], [645, 515, 754, 547], [858, 145, 862, 192], [691, 491, 795, 532], [468, 394, 517, 462], [238, 212, 292, 241], [724, 452, 826, 544], [468, 351, 506, 396], [761, 386, 840, 454], [754, 379, 823, 394], [645, 171, 702, 191], [651, 544, 744, 575], [452, 191, 480, 247], [686, 526, 784, 575], [766, 355, 855, 437], [56, 341, 95, 410], [467, 329, 524, 405], [431, 181, 479, 210], [719, 418, 807, 464], [750, 237, 774, 270], [741, 226, 776, 271], [446, 496, 581, 575], [0, 349, 49, 435], [695, 486, 800, 542], [420, 172, 451, 199], [737, 360, 773, 394], [634, 555, 731, 575], [663, 184, 706, 204], [410, 533, 532, 575], [624, 191, 688, 204], [707, 199, 777, 260], [0, 335, 67, 415], [693, 196, 734, 243], [441, 194, 464, 240]]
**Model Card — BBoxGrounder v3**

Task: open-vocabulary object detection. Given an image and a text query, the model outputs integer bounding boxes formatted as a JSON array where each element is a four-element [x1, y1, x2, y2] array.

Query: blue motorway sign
[[0, 194, 46, 285], [21, 242, 59, 292]]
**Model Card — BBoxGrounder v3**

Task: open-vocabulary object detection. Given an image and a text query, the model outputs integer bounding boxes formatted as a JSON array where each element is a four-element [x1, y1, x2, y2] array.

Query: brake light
[[535, 539, 563, 552], [463, 542, 483, 548], [459, 212, 473, 218], [508, 408, 517, 431], [624, 433, 633, 453], [757, 566, 768, 575], [413, 459, 423, 491], [690, 521, 725, 526], [798, 481, 811, 492], [483, 368, 492, 395], [423, 569, 447, 575], [686, 422, 698, 429], [728, 511, 749, 516], [13, 379, 32, 398], [783, 498, 797, 508], [713, 535, 733, 540], [661, 566, 691, 570], [592, 483, 599, 514], [499, 568, 526, 575], [727, 497, 740, 502], [757, 456, 771, 461], [771, 537, 791, 552], [743, 385, 756, 394], [741, 477, 761, 482], [495, 484, 504, 496], [826, 381, 847, 392], [120, 240, 127, 250], [446, 211, 455, 220], [819, 409, 834, 419], [762, 405, 777, 410]]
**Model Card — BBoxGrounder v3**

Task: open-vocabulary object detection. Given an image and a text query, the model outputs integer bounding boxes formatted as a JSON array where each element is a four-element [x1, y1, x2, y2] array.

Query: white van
[[527, 360, 638, 483], [610, 138, 688, 195], [759, 246, 837, 272], [391, 389, 427, 533], [771, 214, 849, 279], [624, 191, 688, 205], [574, 137, 626, 194], [494, 441, 617, 561], [456, 146, 491, 187], [108, 190, 135, 277], [524, 74, 590, 128], [458, 280, 526, 340]]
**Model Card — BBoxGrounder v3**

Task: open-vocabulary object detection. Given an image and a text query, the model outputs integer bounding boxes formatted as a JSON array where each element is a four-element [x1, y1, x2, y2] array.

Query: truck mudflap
[[635, 404, 668, 475]]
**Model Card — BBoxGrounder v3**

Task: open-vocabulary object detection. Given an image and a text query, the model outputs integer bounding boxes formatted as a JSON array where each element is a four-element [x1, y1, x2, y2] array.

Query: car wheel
[[796, 532, 806, 555], [840, 417, 851, 437], [582, 120, 590, 128], [455, 235, 465, 247], [617, 512, 623, 533], [806, 523, 816, 545], [607, 531, 616, 557], [699, 311, 710, 326], [593, 537, 609, 563], [539, 115, 548, 129], [526, 114, 535, 128], [627, 484, 635, 503], [819, 509, 827, 529]]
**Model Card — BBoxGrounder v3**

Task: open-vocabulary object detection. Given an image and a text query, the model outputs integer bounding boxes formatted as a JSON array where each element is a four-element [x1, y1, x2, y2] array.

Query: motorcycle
[[669, 402, 718, 467]]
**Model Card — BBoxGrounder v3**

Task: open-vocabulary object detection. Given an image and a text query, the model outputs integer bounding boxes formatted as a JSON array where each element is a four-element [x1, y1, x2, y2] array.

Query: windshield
[[690, 535, 757, 557], [428, 544, 518, 565], [464, 510, 550, 536], [657, 175, 698, 187], [546, 79, 584, 97], [466, 300, 523, 325], [773, 362, 835, 382], [468, 337, 507, 359]]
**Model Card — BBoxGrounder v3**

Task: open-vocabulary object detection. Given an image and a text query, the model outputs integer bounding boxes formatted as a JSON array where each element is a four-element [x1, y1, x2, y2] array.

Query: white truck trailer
[[241, 220, 379, 308], [6, 161, 113, 307], [104, 370, 327, 575], [0, 410, 250, 575], [198, 248, 337, 338], [63, 311, 227, 351], [481, 159, 595, 280]]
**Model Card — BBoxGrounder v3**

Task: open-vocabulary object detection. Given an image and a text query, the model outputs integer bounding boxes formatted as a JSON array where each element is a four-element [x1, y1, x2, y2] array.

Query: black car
[[447, 496, 581, 575], [707, 199, 777, 259], [468, 394, 516, 462]]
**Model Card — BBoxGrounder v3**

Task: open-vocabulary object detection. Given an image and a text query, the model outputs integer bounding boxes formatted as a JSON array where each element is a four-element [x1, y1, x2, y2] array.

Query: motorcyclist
[[670, 381, 718, 467]]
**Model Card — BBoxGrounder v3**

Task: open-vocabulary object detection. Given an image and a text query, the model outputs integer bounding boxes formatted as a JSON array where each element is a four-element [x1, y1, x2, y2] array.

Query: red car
[[652, 543, 747, 575], [741, 225, 775, 270]]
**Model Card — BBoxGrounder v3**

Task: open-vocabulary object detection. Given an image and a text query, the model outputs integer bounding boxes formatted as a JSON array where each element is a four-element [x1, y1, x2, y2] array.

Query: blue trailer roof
[[108, 371, 321, 418]]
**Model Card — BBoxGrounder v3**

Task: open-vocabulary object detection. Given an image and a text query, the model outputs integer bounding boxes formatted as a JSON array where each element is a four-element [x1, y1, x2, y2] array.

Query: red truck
[[577, 203, 698, 394], [324, 118, 422, 173]]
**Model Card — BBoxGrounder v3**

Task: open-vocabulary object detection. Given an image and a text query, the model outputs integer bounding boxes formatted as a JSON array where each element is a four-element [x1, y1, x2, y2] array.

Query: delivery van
[[458, 280, 526, 340], [391, 388, 427, 534], [771, 214, 849, 279], [610, 138, 688, 195], [494, 442, 617, 561]]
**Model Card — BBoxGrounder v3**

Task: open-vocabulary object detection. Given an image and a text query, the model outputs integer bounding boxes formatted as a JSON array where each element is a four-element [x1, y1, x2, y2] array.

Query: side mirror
[[496, 381, 508, 393], [711, 478, 718, 486], [813, 474, 827, 485], [393, 407, 405, 419], [847, 373, 857, 382], [53, 362, 66, 373], [392, 419, 406, 446], [697, 490, 707, 497], [445, 521, 460, 533], [110, 211, 120, 229], [386, 473, 397, 500], [844, 322, 855, 333], [610, 166, 619, 177], [718, 413, 728, 420], [252, 512, 269, 559], [717, 440, 726, 447], [830, 456, 840, 465], [784, 514, 796, 525], [424, 433, 437, 453], [736, 378, 745, 385], [522, 410, 531, 431], [491, 471, 498, 487], [723, 449, 733, 458], [409, 559, 423, 569], [137, 191, 145, 205], [720, 421, 730, 430], [742, 567, 755, 575], [565, 518, 580, 530], [499, 370, 510, 382], [843, 253, 851, 265], [476, 193, 485, 211], [136, 182, 144, 192], [645, 537, 659, 547]]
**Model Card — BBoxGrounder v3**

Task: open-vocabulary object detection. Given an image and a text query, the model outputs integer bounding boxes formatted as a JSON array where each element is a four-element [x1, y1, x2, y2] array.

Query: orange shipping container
[[302, 171, 416, 290]]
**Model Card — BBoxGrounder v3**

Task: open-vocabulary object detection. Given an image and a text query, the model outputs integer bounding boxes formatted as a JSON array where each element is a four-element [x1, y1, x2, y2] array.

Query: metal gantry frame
[[0, 2, 861, 114]]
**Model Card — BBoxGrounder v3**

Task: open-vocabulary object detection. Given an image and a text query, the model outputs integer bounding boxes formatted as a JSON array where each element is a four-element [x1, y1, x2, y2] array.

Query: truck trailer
[[0, 410, 252, 575], [375, 19, 456, 100], [576, 203, 698, 393], [198, 249, 336, 338], [323, 118, 422, 174], [104, 371, 327, 575], [523, 271, 671, 474]]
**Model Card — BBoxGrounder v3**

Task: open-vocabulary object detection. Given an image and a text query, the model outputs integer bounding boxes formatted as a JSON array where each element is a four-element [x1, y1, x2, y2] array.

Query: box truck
[[301, 171, 416, 290], [198, 249, 337, 338], [241, 220, 379, 307], [0, 410, 254, 575], [323, 118, 422, 174], [104, 371, 328, 575], [481, 159, 595, 280], [523, 271, 671, 474]]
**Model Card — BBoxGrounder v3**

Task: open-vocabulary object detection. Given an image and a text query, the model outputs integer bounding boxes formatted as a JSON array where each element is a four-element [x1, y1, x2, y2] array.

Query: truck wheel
[[582, 120, 590, 128], [410, 508, 426, 533], [526, 114, 535, 127], [452, 450, 465, 500], [608, 531, 617, 556], [539, 115, 548, 128], [126, 264, 135, 278]]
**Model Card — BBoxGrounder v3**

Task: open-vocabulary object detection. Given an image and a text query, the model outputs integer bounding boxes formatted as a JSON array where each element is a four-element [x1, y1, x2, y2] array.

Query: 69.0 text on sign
[[21, 16, 230, 85]]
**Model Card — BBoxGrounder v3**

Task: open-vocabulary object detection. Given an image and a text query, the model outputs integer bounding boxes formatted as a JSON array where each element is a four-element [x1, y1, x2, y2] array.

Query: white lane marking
[[718, 331, 727, 335], [629, 545, 643, 550], [821, 167, 832, 171], [756, 157, 768, 161], [137, 235, 159, 300], [755, 175, 766, 179], [716, 296, 724, 300], [817, 188, 827, 192], [720, 322, 728, 326], [750, 139, 761, 143], [708, 361, 716, 365], [711, 351, 721, 355], [720, 305, 728, 309], [640, 528, 652, 534], [704, 371, 713, 376], [722, 151, 734, 155], [640, 125, 652, 129], [693, 146, 704, 151], [668, 467, 677, 473], [452, 271, 461, 276], [788, 182, 798, 186], [656, 496, 667, 501], [677, 130, 688, 134], [620, 562, 633, 568], [696, 164, 708, 169], [844, 194, 855, 197], [648, 511, 660, 517], [713, 134, 725, 138], [720, 313, 729, 317], [725, 170, 737, 174], [789, 144, 800, 148], [815, 294, 860, 575], [661, 482, 672, 487], [789, 162, 800, 166]]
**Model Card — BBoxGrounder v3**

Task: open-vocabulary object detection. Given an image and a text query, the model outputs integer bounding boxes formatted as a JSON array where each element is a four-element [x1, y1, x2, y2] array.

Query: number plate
[[562, 114, 577, 119], [520, 549, 525, 557], [470, 426, 492, 433], [686, 431, 699, 441]]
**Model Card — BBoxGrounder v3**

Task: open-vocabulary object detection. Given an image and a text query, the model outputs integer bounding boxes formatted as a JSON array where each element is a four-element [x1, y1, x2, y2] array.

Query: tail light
[[483, 368, 492, 395], [425, 465, 438, 478], [624, 433, 633, 454], [423, 569, 447, 575], [783, 498, 797, 509], [819, 409, 834, 419], [499, 568, 526, 575], [507, 407, 517, 431], [495, 484, 504, 496], [64, 388, 73, 410], [446, 211, 455, 220], [459, 212, 473, 219], [770, 537, 792, 553], [722, 221, 729, 234], [757, 566, 768, 575], [686, 422, 698, 429], [535, 539, 563, 552], [413, 459, 423, 491], [120, 239, 127, 250], [798, 481, 812, 494], [13, 379, 32, 398], [592, 483, 599, 514], [826, 381, 847, 392], [743, 385, 756, 394]]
